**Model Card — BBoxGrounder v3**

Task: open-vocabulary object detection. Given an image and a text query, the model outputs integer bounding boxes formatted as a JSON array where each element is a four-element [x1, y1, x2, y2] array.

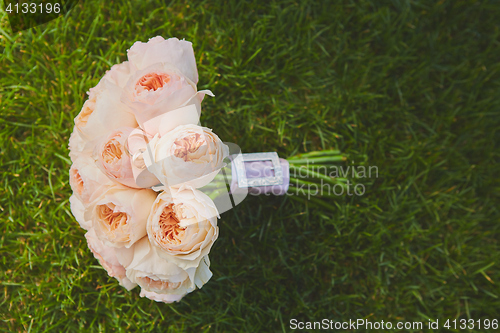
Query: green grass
[[1, 0, 499, 331]]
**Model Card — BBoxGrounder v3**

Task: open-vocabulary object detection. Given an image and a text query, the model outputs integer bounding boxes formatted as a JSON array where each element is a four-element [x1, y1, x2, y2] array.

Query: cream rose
[[69, 154, 116, 205], [74, 79, 138, 140], [85, 228, 136, 290], [93, 127, 147, 189], [85, 186, 157, 248], [144, 124, 229, 188], [121, 62, 211, 135], [127, 36, 199, 84], [146, 186, 218, 269], [116, 237, 213, 299]]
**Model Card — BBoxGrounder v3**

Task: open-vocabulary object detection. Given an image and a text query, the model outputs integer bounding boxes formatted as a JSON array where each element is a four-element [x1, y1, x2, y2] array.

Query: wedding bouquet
[[68, 36, 229, 303], [68, 36, 349, 303]]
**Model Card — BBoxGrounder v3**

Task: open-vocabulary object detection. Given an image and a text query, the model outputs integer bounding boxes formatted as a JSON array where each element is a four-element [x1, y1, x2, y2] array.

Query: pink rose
[[93, 127, 150, 189], [125, 128, 162, 188], [120, 36, 213, 135], [74, 79, 138, 140], [68, 126, 87, 163], [102, 61, 134, 89], [116, 237, 213, 299], [146, 186, 219, 269], [144, 124, 229, 188], [84, 185, 157, 248], [121, 62, 211, 135], [85, 228, 136, 290], [69, 154, 116, 205], [127, 36, 199, 84]]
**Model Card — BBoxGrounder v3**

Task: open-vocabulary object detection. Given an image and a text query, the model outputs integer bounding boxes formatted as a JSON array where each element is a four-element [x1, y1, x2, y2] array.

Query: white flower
[[139, 289, 184, 303]]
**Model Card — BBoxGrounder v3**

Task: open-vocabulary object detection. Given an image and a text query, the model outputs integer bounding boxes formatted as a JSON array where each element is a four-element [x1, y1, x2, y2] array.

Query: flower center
[[102, 138, 123, 164], [155, 204, 185, 245], [97, 204, 128, 231], [136, 73, 171, 92], [173, 133, 205, 161]]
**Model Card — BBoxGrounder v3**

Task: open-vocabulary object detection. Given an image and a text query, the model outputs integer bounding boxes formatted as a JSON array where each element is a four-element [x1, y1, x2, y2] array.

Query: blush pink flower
[[69, 194, 92, 230], [127, 36, 199, 84], [144, 124, 229, 188], [102, 61, 134, 89], [94, 127, 142, 188], [121, 62, 209, 135], [115, 237, 213, 300], [74, 79, 138, 141], [146, 186, 219, 270], [85, 185, 157, 248], [85, 228, 136, 290]]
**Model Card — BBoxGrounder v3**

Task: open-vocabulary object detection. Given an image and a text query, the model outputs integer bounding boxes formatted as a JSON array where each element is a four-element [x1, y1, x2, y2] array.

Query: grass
[[1, 0, 499, 331]]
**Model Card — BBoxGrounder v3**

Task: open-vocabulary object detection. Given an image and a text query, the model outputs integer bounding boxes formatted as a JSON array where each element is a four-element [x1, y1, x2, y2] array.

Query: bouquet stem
[[286, 149, 351, 211]]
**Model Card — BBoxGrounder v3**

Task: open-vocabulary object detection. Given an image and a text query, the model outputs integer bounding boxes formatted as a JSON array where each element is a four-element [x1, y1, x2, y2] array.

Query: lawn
[[1, 0, 499, 332]]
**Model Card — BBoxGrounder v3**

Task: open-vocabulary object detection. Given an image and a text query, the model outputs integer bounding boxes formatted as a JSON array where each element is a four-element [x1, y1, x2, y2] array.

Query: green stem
[[289, 149, 341, 159], [289, 165, 348, 185], [287, 156, 346, 164]]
